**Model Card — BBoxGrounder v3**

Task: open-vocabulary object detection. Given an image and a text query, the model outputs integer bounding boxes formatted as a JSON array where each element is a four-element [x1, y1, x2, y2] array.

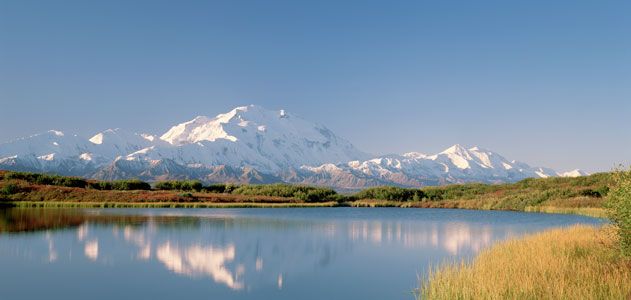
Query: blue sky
[[1, 0, 629, 172]]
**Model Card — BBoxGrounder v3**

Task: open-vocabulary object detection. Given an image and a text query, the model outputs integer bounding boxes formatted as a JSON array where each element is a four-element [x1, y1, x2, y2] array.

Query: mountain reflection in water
[[0, 208, 602, 299]]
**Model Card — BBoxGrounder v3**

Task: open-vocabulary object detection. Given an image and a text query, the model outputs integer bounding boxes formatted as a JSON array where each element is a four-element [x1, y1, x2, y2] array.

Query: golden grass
[[419, 225, 631, 300], [350, 200, 608, 218], [524, 206, 608, 218]]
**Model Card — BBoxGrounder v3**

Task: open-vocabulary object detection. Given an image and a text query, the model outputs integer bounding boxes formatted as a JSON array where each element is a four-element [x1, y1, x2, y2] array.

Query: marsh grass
[[524, 205, 607, 218], [418, 225, 631, 300]]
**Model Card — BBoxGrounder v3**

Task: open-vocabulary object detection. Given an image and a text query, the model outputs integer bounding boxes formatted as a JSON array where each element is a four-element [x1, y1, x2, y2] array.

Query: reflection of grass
[[418, 225, 631, 299], [0, 207, 332, 233], [11, 201, 338, 208], [0, 208, 209, 232]]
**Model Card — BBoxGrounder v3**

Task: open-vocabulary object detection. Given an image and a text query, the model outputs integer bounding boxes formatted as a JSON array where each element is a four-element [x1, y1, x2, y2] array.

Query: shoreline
[[1, 170, 612, 218], [7, 201, 340, 208], [4, 200, 607, 219]]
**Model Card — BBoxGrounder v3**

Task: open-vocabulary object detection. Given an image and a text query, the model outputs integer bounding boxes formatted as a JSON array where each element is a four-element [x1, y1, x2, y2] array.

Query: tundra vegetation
[[0, 170, 613, 214], [417, 168, 631, 299], [1, 169, 629, 298]]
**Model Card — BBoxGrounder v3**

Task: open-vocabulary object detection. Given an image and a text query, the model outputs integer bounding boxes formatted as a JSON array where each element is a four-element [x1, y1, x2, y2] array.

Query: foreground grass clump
[[605, 168, 631, 255], [418, 226, 631, 300]]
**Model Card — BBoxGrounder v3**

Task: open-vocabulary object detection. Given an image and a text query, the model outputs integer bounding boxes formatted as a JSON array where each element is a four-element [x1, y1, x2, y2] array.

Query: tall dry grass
[[418, 225, 631, 299]]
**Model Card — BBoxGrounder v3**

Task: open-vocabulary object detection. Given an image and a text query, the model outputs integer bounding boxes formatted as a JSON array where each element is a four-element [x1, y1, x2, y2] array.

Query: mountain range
[[0, 105, 587, 189]]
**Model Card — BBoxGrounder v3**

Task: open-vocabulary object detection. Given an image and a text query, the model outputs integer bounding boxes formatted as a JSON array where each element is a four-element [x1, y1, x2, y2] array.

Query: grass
[[350, 174, 613, 215], [349, 200, 609, 217], [418, 225, 631, 300], [524, 205, 607, 218], [0, 170, 615, 216]]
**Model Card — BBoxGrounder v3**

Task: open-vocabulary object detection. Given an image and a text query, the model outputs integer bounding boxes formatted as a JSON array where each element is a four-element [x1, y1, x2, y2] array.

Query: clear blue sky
[[1, 0, 629, 172]]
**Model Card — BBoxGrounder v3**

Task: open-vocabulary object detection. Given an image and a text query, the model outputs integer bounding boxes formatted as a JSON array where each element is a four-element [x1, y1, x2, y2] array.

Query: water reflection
[[157, 242, 243, 289], [45, 232, 57, 262], [0, 208, 602, 300], [346, 220, 493, 255], [84, 240, 98, 261], [123, 226, 152, 260]]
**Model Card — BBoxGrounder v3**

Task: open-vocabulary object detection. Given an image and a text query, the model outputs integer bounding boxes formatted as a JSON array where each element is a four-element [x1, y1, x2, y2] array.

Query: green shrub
[[595, 186, 610, 197], [87, 181, 113, 190], [422, 188, 445, 201], [3, 172, 151, 191], [4, 171, 87, 188], [155, 180, 203, 192], [326, 193, 352, 203], [231, 184, 337, 202], [355, 186, 424, 201], [110, 179, 151, 191], [202, 184, 228, 193], [580, 188, 606, 198], [605, 168, 631, 256], [0, 183, 19, 196]]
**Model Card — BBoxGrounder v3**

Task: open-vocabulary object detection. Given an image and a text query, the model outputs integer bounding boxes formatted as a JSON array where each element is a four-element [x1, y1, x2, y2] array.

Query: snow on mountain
[[295, 145, 561, 188], [0, 104, 578, 187], [144, 105, 370, 172], [88, 128, 160, 159], [0, 130, 96, 173], [559, 169, 589, 177], [0, 130, 91, 160]]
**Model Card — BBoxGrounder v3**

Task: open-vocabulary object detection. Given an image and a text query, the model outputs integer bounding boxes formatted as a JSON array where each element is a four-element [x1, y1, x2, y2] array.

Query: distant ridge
[[0, 105, 585, 189]]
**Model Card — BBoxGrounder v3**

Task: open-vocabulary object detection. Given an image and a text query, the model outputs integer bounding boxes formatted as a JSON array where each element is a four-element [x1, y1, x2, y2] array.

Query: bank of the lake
[[0, 170, 613, 217], [419, 169, 631, 300], [418, 225, 631, 299], [10, 200, 339, 208]]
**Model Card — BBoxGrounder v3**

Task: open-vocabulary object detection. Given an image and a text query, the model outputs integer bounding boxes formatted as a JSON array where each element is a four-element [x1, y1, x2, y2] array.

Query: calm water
[[0, 208, 603, 300]]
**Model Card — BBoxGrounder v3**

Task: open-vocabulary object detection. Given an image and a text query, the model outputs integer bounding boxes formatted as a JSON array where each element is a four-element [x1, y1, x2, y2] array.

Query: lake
[[0, 207, 603, 300]]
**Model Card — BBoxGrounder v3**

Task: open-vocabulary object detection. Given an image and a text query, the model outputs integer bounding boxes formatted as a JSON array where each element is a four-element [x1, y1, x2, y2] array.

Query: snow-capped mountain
[[133, 105, 370, 173], [0, 104, 583, 188], [293, 145, 560, 189], [559, 169, 590, 178], [88, 128, 159, 159]]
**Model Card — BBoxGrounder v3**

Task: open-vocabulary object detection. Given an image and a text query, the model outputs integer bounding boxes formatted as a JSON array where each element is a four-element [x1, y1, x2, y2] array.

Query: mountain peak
[[89, 128, 122, 144], [403, 152, 427, 159], [160, 105, 299, 146], [559, 169, 589, 177], [89, 128, 147, 145], [0, 106, 573, 187], [154, 105, 369, 170], [441, 144, 469, 155]]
